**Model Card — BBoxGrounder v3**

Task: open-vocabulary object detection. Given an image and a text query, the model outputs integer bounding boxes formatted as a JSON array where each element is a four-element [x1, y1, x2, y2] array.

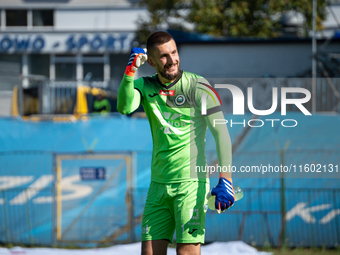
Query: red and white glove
[[125, 47, 147, 77]]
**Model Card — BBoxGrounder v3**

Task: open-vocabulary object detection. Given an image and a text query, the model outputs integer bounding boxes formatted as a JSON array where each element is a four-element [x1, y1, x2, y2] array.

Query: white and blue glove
[[211, 177, 235, 214], [125, 47, 147, 77]]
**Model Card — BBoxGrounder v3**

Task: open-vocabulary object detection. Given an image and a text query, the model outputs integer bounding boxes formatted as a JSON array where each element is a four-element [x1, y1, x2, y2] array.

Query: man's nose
[[167, 54, 176, 64]]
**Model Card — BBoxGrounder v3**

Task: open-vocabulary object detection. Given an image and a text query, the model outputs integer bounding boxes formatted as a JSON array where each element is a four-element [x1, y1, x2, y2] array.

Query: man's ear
[[147, 57, 155, 67]]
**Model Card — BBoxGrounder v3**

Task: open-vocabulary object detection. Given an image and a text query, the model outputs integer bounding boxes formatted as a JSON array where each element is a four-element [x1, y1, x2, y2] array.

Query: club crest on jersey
[[159, 90, 175, 96], [175, 94, 186, 106]]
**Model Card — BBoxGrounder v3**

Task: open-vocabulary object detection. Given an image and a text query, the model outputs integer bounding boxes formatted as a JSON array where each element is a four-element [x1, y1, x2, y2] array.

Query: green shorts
[[141, 181, 210, 243]]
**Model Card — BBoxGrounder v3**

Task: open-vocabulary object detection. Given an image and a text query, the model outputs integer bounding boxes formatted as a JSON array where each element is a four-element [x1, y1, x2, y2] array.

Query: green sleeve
[[205, 111, 232, 174], [117, 74, 142, 115]]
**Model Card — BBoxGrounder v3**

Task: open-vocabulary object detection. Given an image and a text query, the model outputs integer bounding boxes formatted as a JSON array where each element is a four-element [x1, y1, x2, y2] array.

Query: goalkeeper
[[117, 31, 234, 255]]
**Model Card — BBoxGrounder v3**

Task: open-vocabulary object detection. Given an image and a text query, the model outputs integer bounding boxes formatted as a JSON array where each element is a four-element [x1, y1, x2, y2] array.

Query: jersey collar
[[157, 70, 183, 89]]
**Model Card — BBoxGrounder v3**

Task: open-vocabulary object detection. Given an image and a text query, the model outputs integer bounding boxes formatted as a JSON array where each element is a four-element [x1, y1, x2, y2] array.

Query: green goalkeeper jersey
[[131, 71, 222, 183]]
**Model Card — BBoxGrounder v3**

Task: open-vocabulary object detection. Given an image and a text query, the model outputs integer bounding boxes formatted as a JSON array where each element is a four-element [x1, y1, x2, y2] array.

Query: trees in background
[[136, 0, 327, 42]]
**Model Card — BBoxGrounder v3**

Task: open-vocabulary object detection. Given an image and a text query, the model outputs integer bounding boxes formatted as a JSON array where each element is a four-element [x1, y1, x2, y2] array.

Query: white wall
[[0, 92, 12, 116], [55, 8, 148, 31], [323, 4, 340, 28]]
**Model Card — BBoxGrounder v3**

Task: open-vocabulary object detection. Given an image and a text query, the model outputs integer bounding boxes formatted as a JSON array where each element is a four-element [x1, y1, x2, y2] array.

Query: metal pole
[[76, 54, 83, 85], [25, 189, 33, 244], [52, 153, 56, 245], [333, 190, 340, 244], [126, 155, 135, 242], [2, 190, 9, 242], [280, 151, 285, 248], [22, 54, 29, 88], [275, 140, 290, 248], [312, 0, 317, 113]]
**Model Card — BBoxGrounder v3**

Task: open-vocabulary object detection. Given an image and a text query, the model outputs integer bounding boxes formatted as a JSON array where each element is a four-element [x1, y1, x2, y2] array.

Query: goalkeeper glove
[[211, 177, 235, 214], [125, 47, 147, 77]]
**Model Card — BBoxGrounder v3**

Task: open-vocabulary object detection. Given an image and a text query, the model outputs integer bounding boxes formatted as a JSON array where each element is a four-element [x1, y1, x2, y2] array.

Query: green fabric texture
[[117, 74, 141, 114], [117, 71, 232, 183], [141, 181, 209, 243]]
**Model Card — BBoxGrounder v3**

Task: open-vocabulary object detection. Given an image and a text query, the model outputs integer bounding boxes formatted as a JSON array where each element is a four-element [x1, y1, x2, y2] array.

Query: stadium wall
[[0, 114, 339, 247]]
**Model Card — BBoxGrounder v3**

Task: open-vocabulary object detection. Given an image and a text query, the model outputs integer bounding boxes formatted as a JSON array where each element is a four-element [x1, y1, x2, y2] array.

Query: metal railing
[[17, 76, 118, 116], [15, 77, 340, 117]]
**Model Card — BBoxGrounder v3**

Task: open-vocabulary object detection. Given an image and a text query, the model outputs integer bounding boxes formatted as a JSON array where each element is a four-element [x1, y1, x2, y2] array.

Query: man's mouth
[[165, 64, 177, 71]]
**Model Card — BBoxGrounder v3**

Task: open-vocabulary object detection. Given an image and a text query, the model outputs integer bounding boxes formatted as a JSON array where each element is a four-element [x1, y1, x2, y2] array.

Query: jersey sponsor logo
[[188, 229, 198, 235], [159, 90, 175, 96], [142, 224, 149, 234], [153, 110, 186, 134], [149, 93, 158, 98], [175, 94, 186, 106]]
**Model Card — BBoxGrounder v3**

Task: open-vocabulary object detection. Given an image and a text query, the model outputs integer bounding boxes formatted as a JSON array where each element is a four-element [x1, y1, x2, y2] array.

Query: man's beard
[[159, 63, 181, 81]]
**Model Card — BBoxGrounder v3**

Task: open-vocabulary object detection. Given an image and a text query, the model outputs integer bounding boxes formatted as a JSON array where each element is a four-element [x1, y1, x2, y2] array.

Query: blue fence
[[0, 114, 339, 247], [0, 150, 339, 247]]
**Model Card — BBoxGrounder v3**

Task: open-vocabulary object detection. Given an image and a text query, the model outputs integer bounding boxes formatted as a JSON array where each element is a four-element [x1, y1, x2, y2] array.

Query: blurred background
[[0, 0, 340, 251]]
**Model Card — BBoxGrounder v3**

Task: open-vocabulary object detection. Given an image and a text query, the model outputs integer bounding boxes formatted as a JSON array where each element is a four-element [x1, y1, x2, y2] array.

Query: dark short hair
[[146, 31, 174, 54]]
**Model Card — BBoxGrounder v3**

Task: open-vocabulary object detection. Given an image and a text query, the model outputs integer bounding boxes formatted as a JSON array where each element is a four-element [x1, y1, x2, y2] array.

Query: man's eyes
[[159, 53, 177, 59]]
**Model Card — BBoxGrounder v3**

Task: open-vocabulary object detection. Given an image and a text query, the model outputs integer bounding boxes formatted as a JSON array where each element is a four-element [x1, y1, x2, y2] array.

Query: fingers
[[224, 201, 232, 211], [215, 201, 221, 214], [141, 54, 147, 64], [229, 201, 234, 209], [135, 54, 141, 67], [215, 199, 234, 214], [220, 202, 227, 212], [215, 200, 222, 214], [225, 200, 234, 211], [135, 54, 147, 68], [211, 188, 217, 196]]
